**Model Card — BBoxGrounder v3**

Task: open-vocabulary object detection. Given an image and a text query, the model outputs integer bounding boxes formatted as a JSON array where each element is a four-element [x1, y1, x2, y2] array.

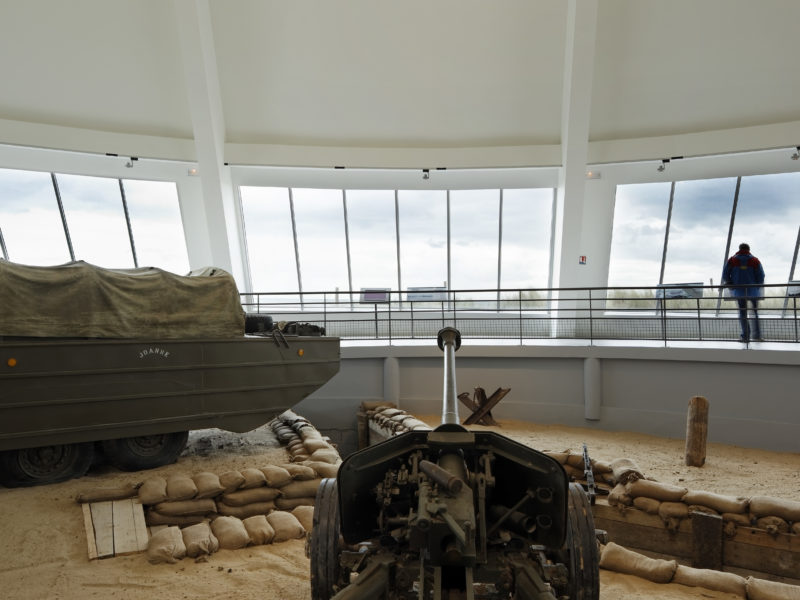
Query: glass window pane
[[292, 188, 349, 293], [450, 190, 499, 290], [731, 172, 800, 285], [0, 168, 72, 265], [663, 178, 737, 286], [56, 173, 134, 268], [240, 186, 298, 293], [122, 179, 190, 274], [345, 190, 397, 292], [398, 190, 447, 290], [500, 188, 553, 289], [608, 182, 671, 287]]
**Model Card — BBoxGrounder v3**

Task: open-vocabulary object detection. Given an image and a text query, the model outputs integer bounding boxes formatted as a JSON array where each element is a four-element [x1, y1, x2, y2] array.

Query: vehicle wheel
[[310, 478, 342, 600], [245, 313, 274, 334], [0, 442, 94, 487], [559, 482, 600, 600], [101, 431, 188, 471]]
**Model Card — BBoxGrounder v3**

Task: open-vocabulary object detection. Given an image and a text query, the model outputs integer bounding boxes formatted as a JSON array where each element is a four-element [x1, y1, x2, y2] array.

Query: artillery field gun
[[310, 327, 600, 599]]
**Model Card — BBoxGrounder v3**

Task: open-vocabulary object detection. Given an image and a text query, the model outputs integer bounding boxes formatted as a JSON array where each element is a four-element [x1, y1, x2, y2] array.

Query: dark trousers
[[736, 298, 761, 339]]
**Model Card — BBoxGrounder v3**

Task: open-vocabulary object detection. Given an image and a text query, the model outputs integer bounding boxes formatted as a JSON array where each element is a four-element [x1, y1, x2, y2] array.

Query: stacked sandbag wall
[[143, 410, 340, 563]]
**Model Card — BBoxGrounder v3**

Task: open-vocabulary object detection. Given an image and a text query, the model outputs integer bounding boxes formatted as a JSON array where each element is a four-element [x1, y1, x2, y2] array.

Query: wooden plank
[[132, 500, 149, 552], [690, 512, 722, 570], [111, 498, 147, 556], [82, 503, 98, 560], [90, 501, 114, 559]]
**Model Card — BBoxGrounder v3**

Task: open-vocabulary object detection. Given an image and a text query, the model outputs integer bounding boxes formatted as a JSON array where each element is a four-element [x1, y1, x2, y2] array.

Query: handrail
[[240, 283, 800, 345]]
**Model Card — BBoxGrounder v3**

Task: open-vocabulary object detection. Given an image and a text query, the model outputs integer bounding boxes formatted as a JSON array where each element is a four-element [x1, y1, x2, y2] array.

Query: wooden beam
[[82, 503, 98, 560]]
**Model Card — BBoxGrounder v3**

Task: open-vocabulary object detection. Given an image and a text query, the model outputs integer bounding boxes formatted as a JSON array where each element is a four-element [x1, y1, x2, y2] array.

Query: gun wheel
[[310, 477, 342, 600], [562, 482, 600, 600]]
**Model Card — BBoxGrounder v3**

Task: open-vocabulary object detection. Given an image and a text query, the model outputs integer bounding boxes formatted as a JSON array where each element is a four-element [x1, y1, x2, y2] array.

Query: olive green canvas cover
[[0, 260, 245, 338]]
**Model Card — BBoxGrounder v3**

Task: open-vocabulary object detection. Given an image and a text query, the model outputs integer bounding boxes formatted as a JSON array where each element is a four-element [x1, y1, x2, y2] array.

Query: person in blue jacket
[[722, 243, 765, 342]]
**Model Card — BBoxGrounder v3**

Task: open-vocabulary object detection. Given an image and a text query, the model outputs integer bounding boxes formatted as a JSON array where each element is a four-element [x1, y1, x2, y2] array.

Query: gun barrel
[[437, 327, 462, 425]]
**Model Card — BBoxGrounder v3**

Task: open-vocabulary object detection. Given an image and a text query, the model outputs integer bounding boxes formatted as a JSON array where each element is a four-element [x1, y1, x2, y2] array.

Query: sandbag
[[216, 501, 275, 519], [756, 516, 789, 535], [153, 499, 217, 516], [592, 460, 613, 474], [793, 522, 800, 535], [279, 479, 322, 499], [139, 477, 168, 505], [608, 483, 633, 508], [599, 541, 677, 583], [545, 451, 569, 465], [193, 472, 225, 499], [181, 521, 219, 558], [309, 448, 340, 464], [146, 526, 187, 564], [240, 468, 267, 489], [688, 505, 719, 516], [722, 512, 752, 527], [76, 482, 140, 504], [565, 453, 587, 469], [303, 438, 332, 453], [626, 479, 687, 502], [267, 511, 305, 542], [219, 471, 246, 493], [260, 465, 293, 488], [275, 497, 315, 510], [302, 461, 340, 479], [243, 515, 275, 545], [292, 505, 314, 532], [609, 458, 644, 485], [682, 490, 748, 515], [220, 487, 281, 507], [282, 464, 317, 481], [672, 565, 746, 597], [166, 474, 197, 501], [632, 496, 661, 515], [746, 576, 800, 600], [146, 511, 209, 527], [210, 516, 251, 550], [658, 502, 689, 520], [290, 453, 310, 463], [749, 496, 800, 522]]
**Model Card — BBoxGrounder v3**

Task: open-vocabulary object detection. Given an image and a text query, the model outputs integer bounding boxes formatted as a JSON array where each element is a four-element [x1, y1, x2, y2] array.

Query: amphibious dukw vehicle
[[0, 260, 339, 487], [310, 327, 599, 600]]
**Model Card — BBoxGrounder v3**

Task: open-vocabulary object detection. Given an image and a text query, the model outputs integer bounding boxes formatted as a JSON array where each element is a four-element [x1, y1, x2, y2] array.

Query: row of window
[[0, 168, 189, 275], [240, 187, 554, 296], [610, 172, 800, 288], [2, 165, 799, 296]]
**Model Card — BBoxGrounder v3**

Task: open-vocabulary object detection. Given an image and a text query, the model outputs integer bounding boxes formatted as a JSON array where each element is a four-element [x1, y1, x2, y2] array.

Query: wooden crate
[[83, 498, 148, 559]]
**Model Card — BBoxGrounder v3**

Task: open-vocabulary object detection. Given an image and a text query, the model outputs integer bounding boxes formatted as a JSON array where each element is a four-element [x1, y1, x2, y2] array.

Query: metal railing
[[240, 283, 800, 345]]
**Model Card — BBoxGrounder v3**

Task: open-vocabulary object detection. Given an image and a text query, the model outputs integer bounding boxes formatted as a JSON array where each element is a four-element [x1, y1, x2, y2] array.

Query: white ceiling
[[0, 0, 799, 168]]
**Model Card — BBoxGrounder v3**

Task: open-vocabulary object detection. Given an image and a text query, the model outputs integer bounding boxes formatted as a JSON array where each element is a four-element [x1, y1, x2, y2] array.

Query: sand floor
[[1, 419, 798, 600]]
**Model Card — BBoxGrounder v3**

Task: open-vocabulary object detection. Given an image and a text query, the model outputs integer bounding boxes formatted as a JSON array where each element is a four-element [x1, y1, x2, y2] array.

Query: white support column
[[173, 0, 247, 288], [552, 0, 598, 291]]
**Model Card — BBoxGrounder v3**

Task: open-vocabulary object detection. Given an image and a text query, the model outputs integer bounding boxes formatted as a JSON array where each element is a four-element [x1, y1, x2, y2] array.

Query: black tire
[[560, 482, 600, 600], [0, 442, 94, 487], [101, 431, 188, 471], [310, 478, 342, 600], [245, 313, 274, 334]]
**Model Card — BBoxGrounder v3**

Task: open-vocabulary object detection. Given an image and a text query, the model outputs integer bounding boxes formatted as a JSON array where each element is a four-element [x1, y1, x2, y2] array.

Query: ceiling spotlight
[[422, 169, 430, 180], [791, 146, 800, 160], [124, 156, 138, 168], [657, 159, 670, 172]]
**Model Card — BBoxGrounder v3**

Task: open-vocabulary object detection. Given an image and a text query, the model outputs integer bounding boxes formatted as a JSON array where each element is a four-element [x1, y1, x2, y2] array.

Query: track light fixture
[[125, 156, 138, 168], [791, 146, 800, 161], [657, 159, 670, 172], [422, 169, 430, 180]]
